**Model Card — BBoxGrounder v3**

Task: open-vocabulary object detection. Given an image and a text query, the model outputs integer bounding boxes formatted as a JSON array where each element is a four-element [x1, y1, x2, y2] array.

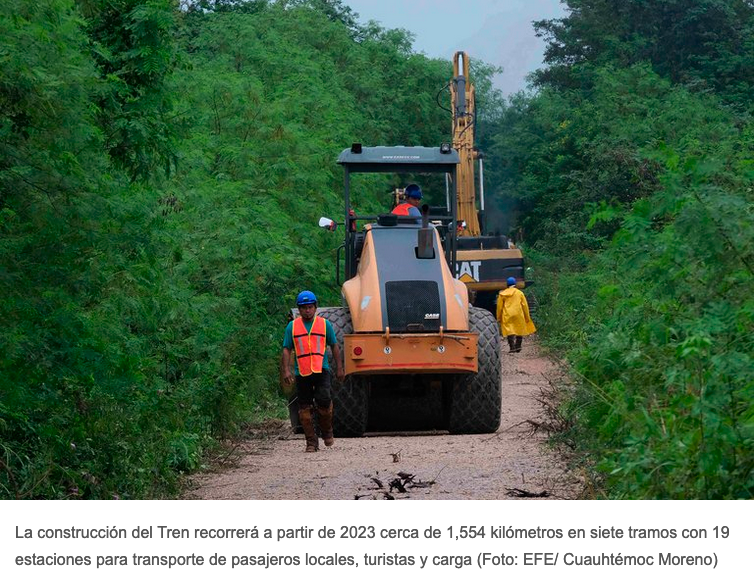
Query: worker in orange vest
[[392, 183, 423, 221], [281, 291, 344, 452]]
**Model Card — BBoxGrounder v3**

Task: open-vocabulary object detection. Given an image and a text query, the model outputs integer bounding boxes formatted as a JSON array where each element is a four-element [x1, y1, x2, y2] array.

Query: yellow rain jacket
[[496, 287, 536, 337]]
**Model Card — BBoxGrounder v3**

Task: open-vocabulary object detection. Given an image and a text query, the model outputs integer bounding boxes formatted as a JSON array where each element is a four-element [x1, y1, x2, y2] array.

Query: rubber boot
[[298, 407, 318, 452], [317, 403, 335, 447]]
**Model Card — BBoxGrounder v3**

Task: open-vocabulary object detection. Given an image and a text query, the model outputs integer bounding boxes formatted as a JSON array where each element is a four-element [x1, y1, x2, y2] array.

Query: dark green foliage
[[1, 0, 189, 497], [76, 0, 179, 180], [534, 0, 754, 108], [1, 0, 451, 498], [488, 1, 753, 498], [533, 121, 753, 498], [184, 0, 268, 14], [491, 65, 739, 255]]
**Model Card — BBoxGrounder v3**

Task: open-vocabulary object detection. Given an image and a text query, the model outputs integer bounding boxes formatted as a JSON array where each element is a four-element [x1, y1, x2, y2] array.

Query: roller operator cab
[[301, 145, 502, 437]]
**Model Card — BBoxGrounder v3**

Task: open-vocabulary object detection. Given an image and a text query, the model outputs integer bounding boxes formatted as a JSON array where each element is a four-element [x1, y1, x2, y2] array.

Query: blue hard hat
[[507, 277, 517, 287], [405, 184, 422, 199], [296, 290, 317, 305]]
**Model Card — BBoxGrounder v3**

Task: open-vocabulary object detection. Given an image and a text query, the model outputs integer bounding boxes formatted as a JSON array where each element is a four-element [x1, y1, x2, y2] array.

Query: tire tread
[[448, 307, 502, 433]]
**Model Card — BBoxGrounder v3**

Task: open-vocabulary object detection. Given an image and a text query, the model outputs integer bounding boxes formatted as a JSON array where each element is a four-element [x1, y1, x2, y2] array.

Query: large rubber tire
[[317, 307, 369, 436], [448, 307, 502, 433], [525, 292, 538, 316], [288, 395, 302, 433]]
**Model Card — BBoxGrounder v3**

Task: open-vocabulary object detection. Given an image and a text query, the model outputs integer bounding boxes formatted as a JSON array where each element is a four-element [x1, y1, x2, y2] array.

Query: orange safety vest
[[292, 316, 327, 376], [392, 202, 415, 216]]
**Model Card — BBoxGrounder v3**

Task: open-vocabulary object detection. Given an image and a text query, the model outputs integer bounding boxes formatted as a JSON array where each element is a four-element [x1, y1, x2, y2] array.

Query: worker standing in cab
[[392, 183, 423, 221], [496, 277, 536, 353], [281, 291, 344, 452]]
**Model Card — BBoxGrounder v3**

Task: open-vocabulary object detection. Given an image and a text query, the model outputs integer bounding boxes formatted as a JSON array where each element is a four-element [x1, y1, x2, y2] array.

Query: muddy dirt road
[[187, 338, 581, 500]]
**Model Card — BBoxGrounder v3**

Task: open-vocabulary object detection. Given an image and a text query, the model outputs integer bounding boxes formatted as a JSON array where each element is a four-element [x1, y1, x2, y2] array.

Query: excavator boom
[[451, 51, 481, 237], [450, 51, 531, 314]]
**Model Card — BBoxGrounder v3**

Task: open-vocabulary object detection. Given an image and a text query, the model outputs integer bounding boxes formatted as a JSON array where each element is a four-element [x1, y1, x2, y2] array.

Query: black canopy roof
[[337, 146, 459, 173]]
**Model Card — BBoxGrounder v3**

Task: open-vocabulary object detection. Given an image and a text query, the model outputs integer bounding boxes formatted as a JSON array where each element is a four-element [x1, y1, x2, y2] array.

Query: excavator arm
[[449, 51, 530, 314], [451, 51, 481, 237]]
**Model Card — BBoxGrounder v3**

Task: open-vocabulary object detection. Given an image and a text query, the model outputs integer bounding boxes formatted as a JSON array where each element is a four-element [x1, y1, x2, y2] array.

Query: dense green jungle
[[0, 0, 752, 499]]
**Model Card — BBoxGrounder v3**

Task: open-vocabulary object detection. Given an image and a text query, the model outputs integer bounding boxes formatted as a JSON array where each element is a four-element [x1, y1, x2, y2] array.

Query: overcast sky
[[344, 0, 566, 95]]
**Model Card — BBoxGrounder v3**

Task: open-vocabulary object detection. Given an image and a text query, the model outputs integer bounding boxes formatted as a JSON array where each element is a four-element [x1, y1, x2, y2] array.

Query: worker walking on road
[[281, 291, 345, 452], [496, 277, 536, 353]]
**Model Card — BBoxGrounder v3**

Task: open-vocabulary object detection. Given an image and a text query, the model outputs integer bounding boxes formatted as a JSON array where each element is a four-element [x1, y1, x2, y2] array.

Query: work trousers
[[295, 371, 332, 409]]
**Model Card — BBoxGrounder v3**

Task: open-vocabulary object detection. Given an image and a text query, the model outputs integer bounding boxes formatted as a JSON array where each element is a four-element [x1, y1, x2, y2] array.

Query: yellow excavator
[[451, 51, 531, 313]]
